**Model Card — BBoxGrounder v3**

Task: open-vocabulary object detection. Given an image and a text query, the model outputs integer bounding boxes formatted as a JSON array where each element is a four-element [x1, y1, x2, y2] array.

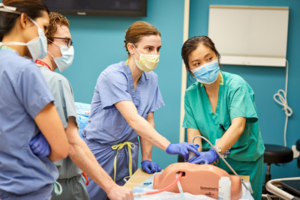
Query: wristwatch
[[214, 146, 222, 154]]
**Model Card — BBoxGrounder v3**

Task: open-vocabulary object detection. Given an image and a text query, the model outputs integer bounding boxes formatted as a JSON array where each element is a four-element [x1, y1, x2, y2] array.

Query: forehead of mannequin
[[48, 24, 71, 58], [128, 35, 161, 60], [188, 43, 217, 71]]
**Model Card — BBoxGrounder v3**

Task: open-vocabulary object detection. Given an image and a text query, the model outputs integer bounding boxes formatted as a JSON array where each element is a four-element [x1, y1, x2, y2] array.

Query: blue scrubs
[[83, 61, 165, 200], [0, 48, 58, 200]]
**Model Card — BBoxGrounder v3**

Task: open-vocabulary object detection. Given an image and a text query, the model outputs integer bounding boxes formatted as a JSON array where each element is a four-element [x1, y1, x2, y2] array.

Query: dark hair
[[0, 0, 49, 41], [124, 21, 161, 55], [181, 36, 221, 77]]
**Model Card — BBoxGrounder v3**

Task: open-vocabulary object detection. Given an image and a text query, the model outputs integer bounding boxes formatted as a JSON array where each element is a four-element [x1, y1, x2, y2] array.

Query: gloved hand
[[188, 148, 219, 164], [166, 143, 200, 162], [29, 132, 50, 158], [141, 160, 162, 174]]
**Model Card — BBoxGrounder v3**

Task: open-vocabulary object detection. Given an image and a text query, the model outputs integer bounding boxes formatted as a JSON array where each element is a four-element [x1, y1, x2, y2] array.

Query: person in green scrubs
[[181, 36, 265, 200]]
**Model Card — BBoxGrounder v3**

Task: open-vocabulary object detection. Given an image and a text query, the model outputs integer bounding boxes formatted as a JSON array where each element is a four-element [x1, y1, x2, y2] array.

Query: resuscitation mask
[[131, 43, 160, 73], [48, 41, 74, 72], [191, 59, 220, 84], [0, 4, 47, 61]]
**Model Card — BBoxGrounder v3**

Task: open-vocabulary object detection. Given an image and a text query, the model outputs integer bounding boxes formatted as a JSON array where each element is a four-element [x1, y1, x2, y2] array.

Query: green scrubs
[[40, 66, 89, 200], [183, 71, 265, 200]]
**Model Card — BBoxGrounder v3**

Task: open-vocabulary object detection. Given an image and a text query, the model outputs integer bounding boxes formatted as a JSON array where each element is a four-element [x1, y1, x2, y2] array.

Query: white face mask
[[0, 4, 47, 61], [131, 44, 160, 73], [48, 41, 74, 72]]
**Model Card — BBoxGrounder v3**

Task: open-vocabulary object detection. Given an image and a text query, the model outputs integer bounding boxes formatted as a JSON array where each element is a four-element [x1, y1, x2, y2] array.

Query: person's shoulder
[[0, 50, 37, 71], [143, 71, 158, 86], [223, 71, 248, 88], [186, 82, 200, 93], [99, 61, 128, 81], [222, 71, 254, 93], [146, 71, 158, 79], [41, 67, 70, 87], [184, 82, 201, 102], [45, 68, 68, 82]]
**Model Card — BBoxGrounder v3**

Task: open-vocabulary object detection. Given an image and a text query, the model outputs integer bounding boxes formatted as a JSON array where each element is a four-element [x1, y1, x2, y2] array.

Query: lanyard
[[0, 46, 15, 52], [35, 60, 51, 71]]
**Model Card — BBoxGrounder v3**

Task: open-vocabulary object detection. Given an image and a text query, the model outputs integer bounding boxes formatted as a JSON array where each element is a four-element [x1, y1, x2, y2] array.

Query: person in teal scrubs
[[181, 36, 265, 200]]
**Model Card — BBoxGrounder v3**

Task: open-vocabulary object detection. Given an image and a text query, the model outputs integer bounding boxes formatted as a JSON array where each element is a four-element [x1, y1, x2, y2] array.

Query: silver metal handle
[[266, 177, 300, 200]]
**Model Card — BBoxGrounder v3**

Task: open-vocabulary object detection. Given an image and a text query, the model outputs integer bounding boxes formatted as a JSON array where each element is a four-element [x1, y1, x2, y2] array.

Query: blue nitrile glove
[[166, 143, 200, 162], [188, 148, 219, 164], [141, 160, 162, 174], [29, 132, 50, 158]]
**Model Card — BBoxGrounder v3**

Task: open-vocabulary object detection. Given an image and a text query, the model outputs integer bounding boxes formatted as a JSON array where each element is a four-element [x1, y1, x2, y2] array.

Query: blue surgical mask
[[0, 15, 47, 61], [191, 59, 220, 84], [48, 42, 74, 72]]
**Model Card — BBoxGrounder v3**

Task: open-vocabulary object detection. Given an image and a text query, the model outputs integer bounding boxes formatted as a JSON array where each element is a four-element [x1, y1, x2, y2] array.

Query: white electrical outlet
[[292, 145, 300, 159]]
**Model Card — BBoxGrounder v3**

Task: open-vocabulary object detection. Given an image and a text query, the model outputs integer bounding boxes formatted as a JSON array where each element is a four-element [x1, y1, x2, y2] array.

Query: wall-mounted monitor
[[43, 0, 147, 17]]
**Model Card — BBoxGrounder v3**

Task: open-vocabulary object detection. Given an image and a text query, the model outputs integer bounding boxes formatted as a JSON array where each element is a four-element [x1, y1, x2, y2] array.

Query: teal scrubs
[[183, 71, 265, 200]]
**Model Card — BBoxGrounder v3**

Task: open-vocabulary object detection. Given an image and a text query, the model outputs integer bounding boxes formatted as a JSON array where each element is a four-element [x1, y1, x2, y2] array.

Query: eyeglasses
[[53, 37, 73, 48]]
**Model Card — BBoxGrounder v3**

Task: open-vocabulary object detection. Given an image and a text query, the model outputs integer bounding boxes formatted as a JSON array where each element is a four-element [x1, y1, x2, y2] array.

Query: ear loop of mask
[[129, 43, 140, 61], [191, 59, 218, 74], [0, 16, 42, 46], [48, 39, 61, 48], [0, 16, 35, 46], [47, 45, 55, 59], [128, 43, 146, 72], [47, 40, 59, 59]]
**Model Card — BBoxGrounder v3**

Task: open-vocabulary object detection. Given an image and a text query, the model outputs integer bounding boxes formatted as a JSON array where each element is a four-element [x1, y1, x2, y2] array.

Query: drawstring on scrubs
[[53, 181, 63, 196], [111, 141, 135, 182]]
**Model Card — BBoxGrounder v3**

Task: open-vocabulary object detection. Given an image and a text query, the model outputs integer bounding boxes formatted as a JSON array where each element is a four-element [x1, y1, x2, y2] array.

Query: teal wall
[[189, 0, 300, 179], [2, 0, 299, 181], [62, 0, 185, 168]]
